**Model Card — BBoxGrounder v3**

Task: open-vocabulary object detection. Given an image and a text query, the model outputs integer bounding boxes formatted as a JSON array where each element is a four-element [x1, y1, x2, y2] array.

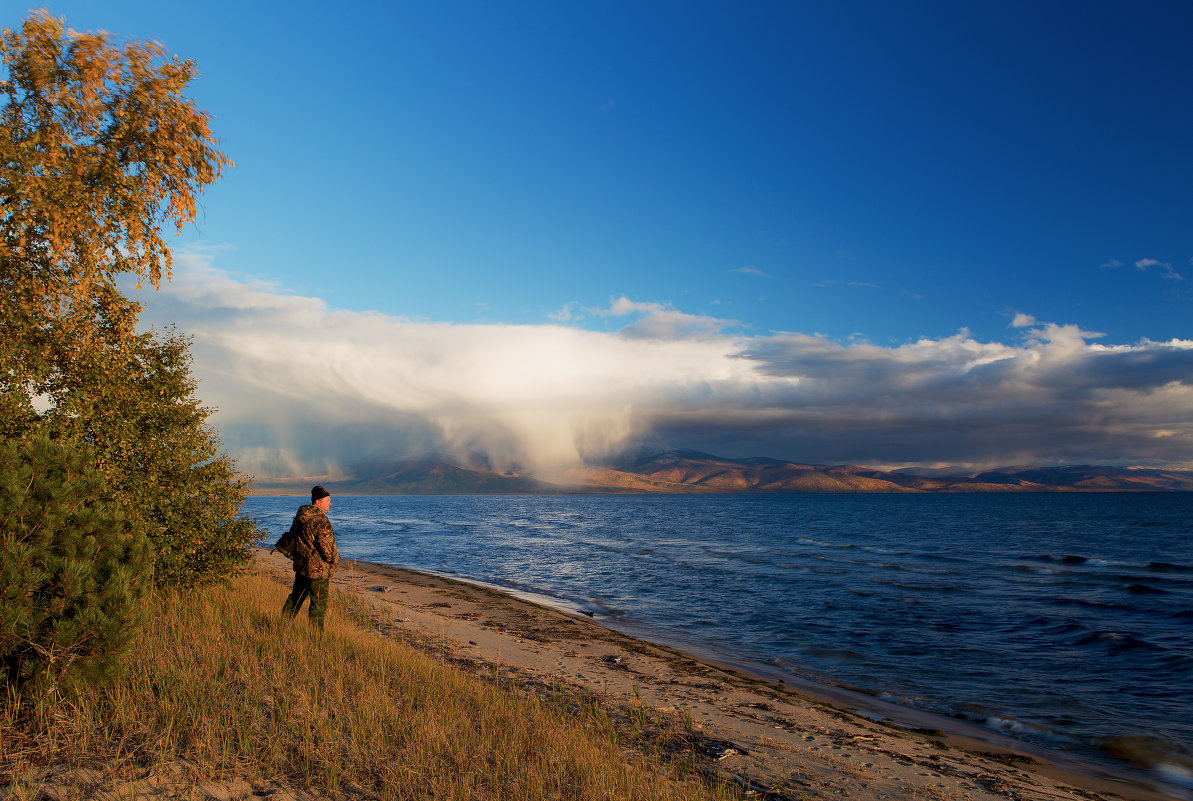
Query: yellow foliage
[[0, 11, 257, 589]]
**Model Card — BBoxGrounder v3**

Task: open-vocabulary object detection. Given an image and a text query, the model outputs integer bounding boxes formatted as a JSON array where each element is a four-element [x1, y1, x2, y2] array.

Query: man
[[281, 485, 340, 629]]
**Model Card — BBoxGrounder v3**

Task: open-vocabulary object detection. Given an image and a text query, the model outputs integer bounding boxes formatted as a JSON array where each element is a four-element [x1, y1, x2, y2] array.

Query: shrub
[[0, 434, 152, 693]]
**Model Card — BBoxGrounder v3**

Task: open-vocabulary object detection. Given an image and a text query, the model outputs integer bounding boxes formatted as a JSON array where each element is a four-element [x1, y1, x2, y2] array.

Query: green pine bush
[[0, 434, 152, 693]]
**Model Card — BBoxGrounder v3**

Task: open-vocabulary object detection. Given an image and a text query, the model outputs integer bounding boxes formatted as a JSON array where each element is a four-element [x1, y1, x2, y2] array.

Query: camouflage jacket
[[288, 504, 340, 579]]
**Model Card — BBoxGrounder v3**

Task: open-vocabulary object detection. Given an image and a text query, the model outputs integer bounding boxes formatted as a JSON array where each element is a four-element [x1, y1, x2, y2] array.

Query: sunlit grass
[[1, 571, 734, 800]]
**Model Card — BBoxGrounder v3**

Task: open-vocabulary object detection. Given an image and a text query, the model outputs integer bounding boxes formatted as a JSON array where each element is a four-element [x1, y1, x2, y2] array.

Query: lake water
[[246, 492, 1193, 795]]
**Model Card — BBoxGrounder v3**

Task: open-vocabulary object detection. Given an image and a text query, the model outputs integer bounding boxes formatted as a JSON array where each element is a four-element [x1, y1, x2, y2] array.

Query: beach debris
[[975, 750, 1038, 766], [974, 773, 1016, 796], [721, 772, 791, 799], [601, 654, 625, 666], [694, 736, 749, 760]]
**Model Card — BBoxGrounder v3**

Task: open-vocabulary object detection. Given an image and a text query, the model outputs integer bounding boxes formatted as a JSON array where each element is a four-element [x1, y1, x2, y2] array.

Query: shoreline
[[380, 565, 1142, 776], [256, 547, 1181, 801]]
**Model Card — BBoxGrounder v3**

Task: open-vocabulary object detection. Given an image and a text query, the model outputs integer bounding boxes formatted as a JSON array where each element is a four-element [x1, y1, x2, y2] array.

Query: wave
[[1125, 583, 1168, 595], [1097, 734, 1193, 770], [859, 545, 912, 556], [1072, 631, 1161, 653], [874, 561, 956, 576], [982, 715, 1073, 745], [796, 537, 856, 550], [1047, 596, 1131, 612], [584, 598, 627, 618], [700, 546, 773, 566], [1148, 561, 1193, 574], [1024, 554, 1193, 574], [869, 577, 958, 592]]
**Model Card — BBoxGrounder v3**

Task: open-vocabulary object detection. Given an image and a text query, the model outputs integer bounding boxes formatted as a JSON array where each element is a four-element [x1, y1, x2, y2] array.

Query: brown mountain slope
[[252, 451, 1193, 495]]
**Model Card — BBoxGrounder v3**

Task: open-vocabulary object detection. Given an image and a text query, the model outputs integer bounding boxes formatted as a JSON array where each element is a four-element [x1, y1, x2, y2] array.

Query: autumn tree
[[0, 11, 258, 590]]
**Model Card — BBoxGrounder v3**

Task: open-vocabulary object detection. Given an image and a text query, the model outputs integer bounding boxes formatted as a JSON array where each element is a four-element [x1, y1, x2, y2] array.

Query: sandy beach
[[254, 547, 1177, 801]]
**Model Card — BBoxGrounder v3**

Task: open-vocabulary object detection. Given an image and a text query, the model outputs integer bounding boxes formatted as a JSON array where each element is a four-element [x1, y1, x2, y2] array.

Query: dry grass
[[1, 572, 736, 800]]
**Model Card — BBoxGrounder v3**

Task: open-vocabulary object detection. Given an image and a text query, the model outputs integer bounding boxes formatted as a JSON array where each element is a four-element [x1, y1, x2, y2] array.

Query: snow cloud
[[130, 256, 1193, 480]]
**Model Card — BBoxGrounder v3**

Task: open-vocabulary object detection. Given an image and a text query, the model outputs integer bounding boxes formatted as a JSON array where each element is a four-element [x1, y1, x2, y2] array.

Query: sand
[[254, 547, 1178, 801]]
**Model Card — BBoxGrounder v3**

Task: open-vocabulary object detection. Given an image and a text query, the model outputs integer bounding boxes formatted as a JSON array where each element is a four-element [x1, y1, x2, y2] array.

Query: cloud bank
[[130, 256, 1193, 480]]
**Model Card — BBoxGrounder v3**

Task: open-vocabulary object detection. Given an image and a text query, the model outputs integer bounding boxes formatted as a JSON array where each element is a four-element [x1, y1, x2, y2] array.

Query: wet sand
[[257, 548, 1178, 801]]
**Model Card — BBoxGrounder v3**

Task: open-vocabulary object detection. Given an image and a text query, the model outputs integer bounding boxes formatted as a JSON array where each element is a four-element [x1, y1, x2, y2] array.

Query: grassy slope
[[1, 572, 733, 801]]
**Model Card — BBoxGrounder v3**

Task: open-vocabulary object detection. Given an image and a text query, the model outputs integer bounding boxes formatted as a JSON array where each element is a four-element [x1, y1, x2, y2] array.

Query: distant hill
[[253, 460, 551, 496], [252, 450, 1193, 495]]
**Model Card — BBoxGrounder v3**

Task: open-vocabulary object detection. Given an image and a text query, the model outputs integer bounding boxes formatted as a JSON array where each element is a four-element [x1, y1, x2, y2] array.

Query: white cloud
[[732, 266, 770, 278], [593, 296, 741, 340], [546, 302, 579, 322], [130, 256, 1193, 479], [814, 279, 879, 289], [597, 296, 658, 317], [1126, 258, 1184, 281], [1010, 312, 1036, 328]]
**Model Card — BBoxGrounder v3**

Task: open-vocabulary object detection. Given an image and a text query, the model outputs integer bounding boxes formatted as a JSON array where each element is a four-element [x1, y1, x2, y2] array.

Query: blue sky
[[22, 2, 1193, 477]]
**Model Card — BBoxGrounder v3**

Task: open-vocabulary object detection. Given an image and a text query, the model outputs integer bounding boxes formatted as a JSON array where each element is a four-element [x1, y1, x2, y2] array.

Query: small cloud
[[1134, 258, 1183, 281], [1010, 312, 1036, 328], [814, 279, 877, 289], [1020, 322, 1106, 351], [733, 266, 770, 278], [1104, 257, 1183, 281], [594, 296, 740, 340], [597, 296, 659, 317], [600, 99, 616, 112], [547, 302, 580, 323]]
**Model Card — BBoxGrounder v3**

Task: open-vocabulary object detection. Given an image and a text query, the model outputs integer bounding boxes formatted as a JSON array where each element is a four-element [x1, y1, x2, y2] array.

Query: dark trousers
[[282, 574, 330, 629]]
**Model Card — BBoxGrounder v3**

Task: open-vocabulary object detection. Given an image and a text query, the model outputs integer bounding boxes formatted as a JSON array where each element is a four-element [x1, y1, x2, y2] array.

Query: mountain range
[[252, 449, 1193, 495]]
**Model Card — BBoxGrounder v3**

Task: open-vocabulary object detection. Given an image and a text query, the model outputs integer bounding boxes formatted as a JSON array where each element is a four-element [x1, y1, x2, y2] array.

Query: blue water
[[247, 492, 1193, 791]]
